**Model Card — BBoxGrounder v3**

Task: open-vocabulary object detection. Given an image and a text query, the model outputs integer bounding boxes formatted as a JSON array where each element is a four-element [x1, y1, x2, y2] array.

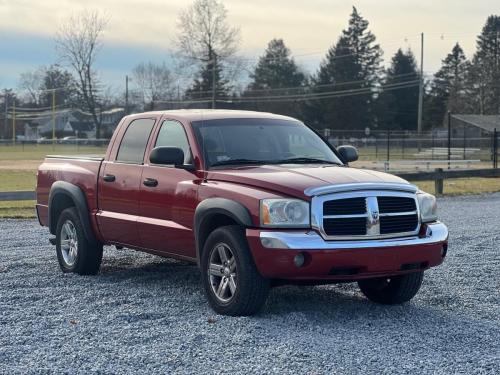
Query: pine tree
[[308, 7, 382, 130], [184, 57, 231, 104], [425, 43, 469, 127], [378, 49, 419, 130], [468, 15, 500, 114], [39, 65, 77, 108], [243, 39, 307, 116]]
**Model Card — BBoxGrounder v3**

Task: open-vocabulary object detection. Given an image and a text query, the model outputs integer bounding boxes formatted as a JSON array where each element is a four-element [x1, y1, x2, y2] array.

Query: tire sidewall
[[201, 228, 248, 314], [55, 208, 85, 273]]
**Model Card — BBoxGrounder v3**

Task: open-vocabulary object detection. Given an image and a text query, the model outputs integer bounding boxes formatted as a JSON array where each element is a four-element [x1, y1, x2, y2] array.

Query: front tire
[[201, 226, 269, 316], [358, 271, 424, 304], [55, 207, 103, 275]]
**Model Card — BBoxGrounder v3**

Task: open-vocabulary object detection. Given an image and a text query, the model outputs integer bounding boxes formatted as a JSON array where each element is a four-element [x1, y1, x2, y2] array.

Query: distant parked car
[[60, 136, 77, 144], [37, 137, 47, 144]]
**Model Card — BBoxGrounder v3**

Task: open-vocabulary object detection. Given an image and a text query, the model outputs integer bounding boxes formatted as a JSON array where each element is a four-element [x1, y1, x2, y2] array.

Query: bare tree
[[56, 10, 108, 138], [175, 0, 241, 107], [132, 62, 175, 110], [18, 68, 44, 105]]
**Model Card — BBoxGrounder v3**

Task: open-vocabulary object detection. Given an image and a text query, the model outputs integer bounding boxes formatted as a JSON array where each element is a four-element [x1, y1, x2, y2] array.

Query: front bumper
[[246, 222, 448, 280]]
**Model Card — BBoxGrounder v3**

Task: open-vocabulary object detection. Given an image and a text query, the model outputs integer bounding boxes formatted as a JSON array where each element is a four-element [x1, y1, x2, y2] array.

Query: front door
[[97, 117, 156, 247], [138, 119, 199, 258]]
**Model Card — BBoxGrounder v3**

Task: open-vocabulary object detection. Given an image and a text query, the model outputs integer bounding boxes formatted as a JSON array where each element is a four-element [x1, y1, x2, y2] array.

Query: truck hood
[[206, 165, 411, 199]]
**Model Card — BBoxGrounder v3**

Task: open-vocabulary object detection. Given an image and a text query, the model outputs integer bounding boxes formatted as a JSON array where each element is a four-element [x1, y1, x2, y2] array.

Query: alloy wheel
[[60, 220, 78, 266], [208, 243, 237, 302]]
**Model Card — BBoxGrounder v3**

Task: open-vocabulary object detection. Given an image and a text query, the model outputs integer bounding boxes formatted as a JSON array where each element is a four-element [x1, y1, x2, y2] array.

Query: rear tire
[[201, 225, 269, 316], [358, 271, 424, 304], [55, 207, 103, 275]]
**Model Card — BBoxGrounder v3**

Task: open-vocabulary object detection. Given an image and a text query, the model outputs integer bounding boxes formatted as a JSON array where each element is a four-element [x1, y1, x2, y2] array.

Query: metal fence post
[[431, 129, 435, 160], [447, 111, 451, 169], [463, 123, 466, 160], [493, 128, 498, 169], [386, 130, 390, 162], [434, 168, 444, 195], [402, 132, 405, 159]]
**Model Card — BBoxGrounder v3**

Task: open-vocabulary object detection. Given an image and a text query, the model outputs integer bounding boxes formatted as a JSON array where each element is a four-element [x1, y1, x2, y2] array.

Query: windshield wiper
[[274, 157, 342, 165], [210, 158, 270, 167]]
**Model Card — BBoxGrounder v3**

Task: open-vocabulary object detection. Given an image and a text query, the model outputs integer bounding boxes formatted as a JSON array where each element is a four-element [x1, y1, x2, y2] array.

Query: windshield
[[192, 118, 343, 168]]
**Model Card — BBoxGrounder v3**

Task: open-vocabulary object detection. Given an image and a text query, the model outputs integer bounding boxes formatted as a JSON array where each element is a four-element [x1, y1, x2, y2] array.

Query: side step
[[49, 237, 57, 245]]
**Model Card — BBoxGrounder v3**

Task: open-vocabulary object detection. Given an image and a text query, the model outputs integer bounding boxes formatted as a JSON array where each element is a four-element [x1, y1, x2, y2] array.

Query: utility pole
[[211, 53, 217, 109], [12, 99, 16, 145], [3, 93, 7, 140], [52, 89, 56, 144], [125, 75, 129, 115], [417, 32, 424, 150]]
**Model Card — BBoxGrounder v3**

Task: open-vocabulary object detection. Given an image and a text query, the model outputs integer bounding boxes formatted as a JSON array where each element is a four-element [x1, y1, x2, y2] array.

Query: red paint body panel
[[36, 110, 448, 282], [36, 157, 104, 242], [246, 229, 445, 280]]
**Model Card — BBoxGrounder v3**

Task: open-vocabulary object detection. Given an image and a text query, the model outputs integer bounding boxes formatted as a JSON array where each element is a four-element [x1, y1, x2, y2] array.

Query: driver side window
[[155, 120, 192, 164]]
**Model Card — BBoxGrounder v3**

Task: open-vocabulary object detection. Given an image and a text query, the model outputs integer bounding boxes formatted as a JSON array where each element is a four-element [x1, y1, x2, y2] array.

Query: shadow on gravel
[[98, 256, 201, 286]]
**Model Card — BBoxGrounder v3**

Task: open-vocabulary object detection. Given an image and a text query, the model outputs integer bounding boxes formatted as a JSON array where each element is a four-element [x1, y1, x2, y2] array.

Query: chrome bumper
[[260, 222, 448, 250]]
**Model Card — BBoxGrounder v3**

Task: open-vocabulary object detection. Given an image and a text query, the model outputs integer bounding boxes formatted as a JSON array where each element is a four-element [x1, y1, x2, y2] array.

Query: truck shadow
[[93, 248, 495, 337], [95, 249, 386, 316]]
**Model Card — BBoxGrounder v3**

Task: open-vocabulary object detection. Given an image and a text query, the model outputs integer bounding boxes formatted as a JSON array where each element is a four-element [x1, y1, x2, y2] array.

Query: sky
[[0, 0, 496, 93]]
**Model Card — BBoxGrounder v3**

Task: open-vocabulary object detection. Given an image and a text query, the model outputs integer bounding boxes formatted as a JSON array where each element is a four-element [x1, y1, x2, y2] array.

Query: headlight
[[417, 192, 438, 223], [260, 199, 310, 227]]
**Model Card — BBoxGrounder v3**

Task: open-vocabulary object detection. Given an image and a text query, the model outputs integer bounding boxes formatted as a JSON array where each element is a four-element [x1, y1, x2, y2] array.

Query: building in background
[[23, 108, 125, 140]]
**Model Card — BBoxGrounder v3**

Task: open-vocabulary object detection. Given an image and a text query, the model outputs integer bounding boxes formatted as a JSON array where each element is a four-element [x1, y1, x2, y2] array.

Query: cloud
[[0, 0, 496, 88]]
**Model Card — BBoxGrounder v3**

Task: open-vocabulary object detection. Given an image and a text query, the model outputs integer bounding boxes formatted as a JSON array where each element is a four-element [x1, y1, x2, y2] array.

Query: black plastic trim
[[194, 198, 253, 265], [48, 181, 98, 245]]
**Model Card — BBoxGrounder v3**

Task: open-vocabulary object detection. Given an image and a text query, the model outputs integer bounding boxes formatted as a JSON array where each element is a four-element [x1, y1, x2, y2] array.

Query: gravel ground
[[1, 194, 499, 374]]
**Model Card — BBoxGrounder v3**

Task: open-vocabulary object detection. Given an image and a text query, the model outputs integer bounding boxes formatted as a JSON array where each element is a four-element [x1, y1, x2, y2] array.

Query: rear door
[[138, 118, 199, 258], [97, 117, 156, 246]]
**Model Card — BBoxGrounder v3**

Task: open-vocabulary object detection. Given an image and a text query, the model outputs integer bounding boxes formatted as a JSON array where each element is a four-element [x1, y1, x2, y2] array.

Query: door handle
[[143, 178, 158, 187], [103, 174, 116, 182]]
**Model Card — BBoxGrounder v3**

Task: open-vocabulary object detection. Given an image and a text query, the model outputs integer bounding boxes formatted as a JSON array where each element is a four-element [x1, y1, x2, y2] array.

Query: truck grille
[[316, 193, 419, 239]]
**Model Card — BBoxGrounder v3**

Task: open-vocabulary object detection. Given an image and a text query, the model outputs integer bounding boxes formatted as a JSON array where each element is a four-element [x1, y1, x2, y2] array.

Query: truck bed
[[36, 155, 104, 227]]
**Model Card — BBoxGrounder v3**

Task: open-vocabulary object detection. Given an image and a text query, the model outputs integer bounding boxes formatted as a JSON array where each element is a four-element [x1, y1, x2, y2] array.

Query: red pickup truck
[[36, 110, 448, 316]]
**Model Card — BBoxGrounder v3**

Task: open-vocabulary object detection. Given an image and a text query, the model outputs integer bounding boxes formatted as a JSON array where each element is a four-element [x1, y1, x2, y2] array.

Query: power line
[[172, 72, 423, 97], [223, 80, 420, 102], [155, 80, 420, 104]]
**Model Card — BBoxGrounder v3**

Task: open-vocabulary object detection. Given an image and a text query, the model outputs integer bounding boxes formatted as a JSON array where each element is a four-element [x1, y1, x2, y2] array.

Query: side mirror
[[150, 147, 185, 166], [337, 145, 358, 163]]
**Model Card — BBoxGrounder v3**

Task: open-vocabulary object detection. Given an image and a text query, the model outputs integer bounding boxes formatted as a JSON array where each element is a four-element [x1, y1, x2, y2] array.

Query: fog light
[[294, 253, 305, 268]]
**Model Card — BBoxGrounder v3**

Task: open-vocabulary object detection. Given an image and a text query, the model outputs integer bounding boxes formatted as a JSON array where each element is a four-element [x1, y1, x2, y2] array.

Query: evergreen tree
[[39, 64, 77, 108], [425, 43, 469, 127], [468, 15, 500, 114], [308, 7, 382, 130], [243, 39, 307, 116], [184, 57, 231, 104], [378, 49, 419, 130]]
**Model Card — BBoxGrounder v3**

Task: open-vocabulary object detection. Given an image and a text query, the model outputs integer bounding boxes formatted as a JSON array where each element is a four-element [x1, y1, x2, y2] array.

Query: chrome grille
[[378, 196, 416, 213], [312, 191, 420, 240], [323, 197, 366, 215]]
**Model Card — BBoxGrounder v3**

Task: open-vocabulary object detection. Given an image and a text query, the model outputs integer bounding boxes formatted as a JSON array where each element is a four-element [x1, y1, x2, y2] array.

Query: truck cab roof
[[122, 109, 298, 123]]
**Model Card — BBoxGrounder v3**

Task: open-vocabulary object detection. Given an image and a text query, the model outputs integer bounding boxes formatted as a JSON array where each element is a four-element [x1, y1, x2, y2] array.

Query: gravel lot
[[1, 194, 499, 374]]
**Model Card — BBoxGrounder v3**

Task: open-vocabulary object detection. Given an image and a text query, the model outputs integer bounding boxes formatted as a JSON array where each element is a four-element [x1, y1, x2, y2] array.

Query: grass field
[[0, 144, 498, 218], [0, 169, 498, 218], [0, 170, 36, 191], [0, 144, 107, 161]]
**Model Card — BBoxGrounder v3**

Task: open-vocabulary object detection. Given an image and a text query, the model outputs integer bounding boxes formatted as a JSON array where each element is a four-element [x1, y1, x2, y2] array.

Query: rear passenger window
[[116, 119, 155, 164], [155, 120, 192, 164]]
